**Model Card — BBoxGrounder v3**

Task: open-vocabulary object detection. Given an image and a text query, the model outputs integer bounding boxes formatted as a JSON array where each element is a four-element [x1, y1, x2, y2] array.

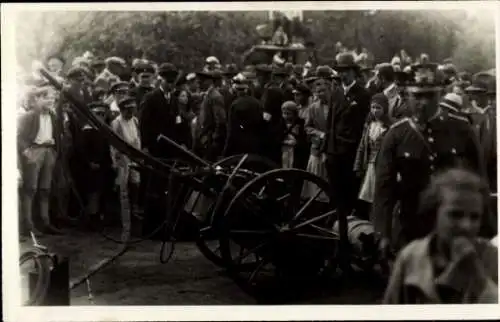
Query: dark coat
[[129, 85, 154, 114], [223, 94, 265, 157], [324, 82, 371, 160], [73, 124, 113, 192], [279, 117, 309, 170], [193, 86, 227, 161], [261, 82, 286, 164], [370, 113, 486, 248], [139, 88, 182, 158]]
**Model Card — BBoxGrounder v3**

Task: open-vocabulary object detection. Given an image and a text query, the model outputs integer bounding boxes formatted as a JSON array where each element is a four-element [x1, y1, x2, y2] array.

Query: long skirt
[[359, 163, 376, 203], [302, 153, 329, 203]]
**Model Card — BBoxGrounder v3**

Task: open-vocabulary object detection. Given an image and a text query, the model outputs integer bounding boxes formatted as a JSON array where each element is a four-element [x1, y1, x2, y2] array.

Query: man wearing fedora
[[223, 74, 265, 157], [193, 69, 227, 161], [324, 52, 371, 224], [371, 61, 486, 254]]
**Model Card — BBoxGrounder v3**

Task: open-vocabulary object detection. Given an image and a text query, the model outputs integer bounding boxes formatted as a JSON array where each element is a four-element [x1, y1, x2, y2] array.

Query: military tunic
[[371, 111, 484, 248]]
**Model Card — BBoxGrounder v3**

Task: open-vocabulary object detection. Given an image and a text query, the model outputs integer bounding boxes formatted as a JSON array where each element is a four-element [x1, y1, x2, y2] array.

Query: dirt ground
[[20, 230, 385, 305]]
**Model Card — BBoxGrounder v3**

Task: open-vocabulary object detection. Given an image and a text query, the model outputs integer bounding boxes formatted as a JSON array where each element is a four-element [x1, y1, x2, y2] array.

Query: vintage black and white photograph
[[2, 1, 499, 321]]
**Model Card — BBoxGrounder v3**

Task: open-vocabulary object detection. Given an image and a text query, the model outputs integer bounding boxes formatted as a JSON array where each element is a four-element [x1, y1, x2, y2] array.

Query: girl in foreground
[[383, 168, 498, 304]]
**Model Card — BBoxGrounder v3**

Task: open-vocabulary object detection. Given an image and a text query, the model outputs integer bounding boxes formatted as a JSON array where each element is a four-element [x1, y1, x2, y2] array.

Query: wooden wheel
[[195, 154, 279, 267], [218, 169, 340, 292]]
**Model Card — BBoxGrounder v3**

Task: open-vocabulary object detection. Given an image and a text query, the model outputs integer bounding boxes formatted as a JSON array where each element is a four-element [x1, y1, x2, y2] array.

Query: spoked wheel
[[195, 154, 279, 267], [218, 169, 340, 296]]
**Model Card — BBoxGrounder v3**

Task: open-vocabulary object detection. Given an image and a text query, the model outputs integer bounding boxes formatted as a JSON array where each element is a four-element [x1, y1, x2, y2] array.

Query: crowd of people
[[17, 42, 498, 303]]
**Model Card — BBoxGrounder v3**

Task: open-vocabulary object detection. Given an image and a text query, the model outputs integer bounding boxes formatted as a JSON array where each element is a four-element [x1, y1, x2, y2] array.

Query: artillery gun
[[26, 65, 385, 304]]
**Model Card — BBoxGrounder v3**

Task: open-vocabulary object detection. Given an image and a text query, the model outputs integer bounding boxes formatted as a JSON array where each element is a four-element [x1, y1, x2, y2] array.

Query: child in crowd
[[110, 96, 141, 242], [354, 93, 391, 217], [280, 101, 308, 170]]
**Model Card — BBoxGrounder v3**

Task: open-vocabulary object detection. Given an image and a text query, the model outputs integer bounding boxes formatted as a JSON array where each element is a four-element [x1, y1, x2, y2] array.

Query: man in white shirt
[[111, 97, 141, 242], [17, 86, 63, 237]]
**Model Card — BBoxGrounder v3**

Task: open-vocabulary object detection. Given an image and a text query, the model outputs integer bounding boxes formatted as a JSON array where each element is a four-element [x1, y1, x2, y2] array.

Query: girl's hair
[[367, 93, 390, 124], [417, 167, 492, 235]]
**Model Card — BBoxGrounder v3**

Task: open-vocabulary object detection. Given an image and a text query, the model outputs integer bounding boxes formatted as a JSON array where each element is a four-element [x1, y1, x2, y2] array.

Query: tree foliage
[[15, 10, 494, 74]]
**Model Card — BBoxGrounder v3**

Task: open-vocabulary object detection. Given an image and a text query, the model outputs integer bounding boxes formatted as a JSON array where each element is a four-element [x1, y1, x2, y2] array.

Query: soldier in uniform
[[371, 61, 486, 255]]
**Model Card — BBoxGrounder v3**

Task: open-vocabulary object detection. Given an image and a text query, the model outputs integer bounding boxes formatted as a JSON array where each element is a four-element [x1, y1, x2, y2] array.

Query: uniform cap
[[66, 66, 88, 80], [117, 96, 137, 110], [109, 81, 130, 94]]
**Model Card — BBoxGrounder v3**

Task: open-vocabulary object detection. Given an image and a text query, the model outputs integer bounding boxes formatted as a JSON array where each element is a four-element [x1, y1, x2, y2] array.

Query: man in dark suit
[[325, 52, 371, 220], [261, 66, 289, 164], [223, 75, 265, 157], [138, 63, 180, 239], [139, 63, 181, 159]]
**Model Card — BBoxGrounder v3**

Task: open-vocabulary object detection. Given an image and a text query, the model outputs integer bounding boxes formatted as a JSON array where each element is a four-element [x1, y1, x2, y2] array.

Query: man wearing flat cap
[[223, 74, 265, 157], [464, 79, 489, 140], [95, 56, 126, 93], [139, 62, 182, 158], [324, 52, 371, 227], [193, 69, 227, 161], [371, 61, 487, 254], [111, 96, 141, 242], [108, 81, 131, 120], [129, 59, 155, 112]]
